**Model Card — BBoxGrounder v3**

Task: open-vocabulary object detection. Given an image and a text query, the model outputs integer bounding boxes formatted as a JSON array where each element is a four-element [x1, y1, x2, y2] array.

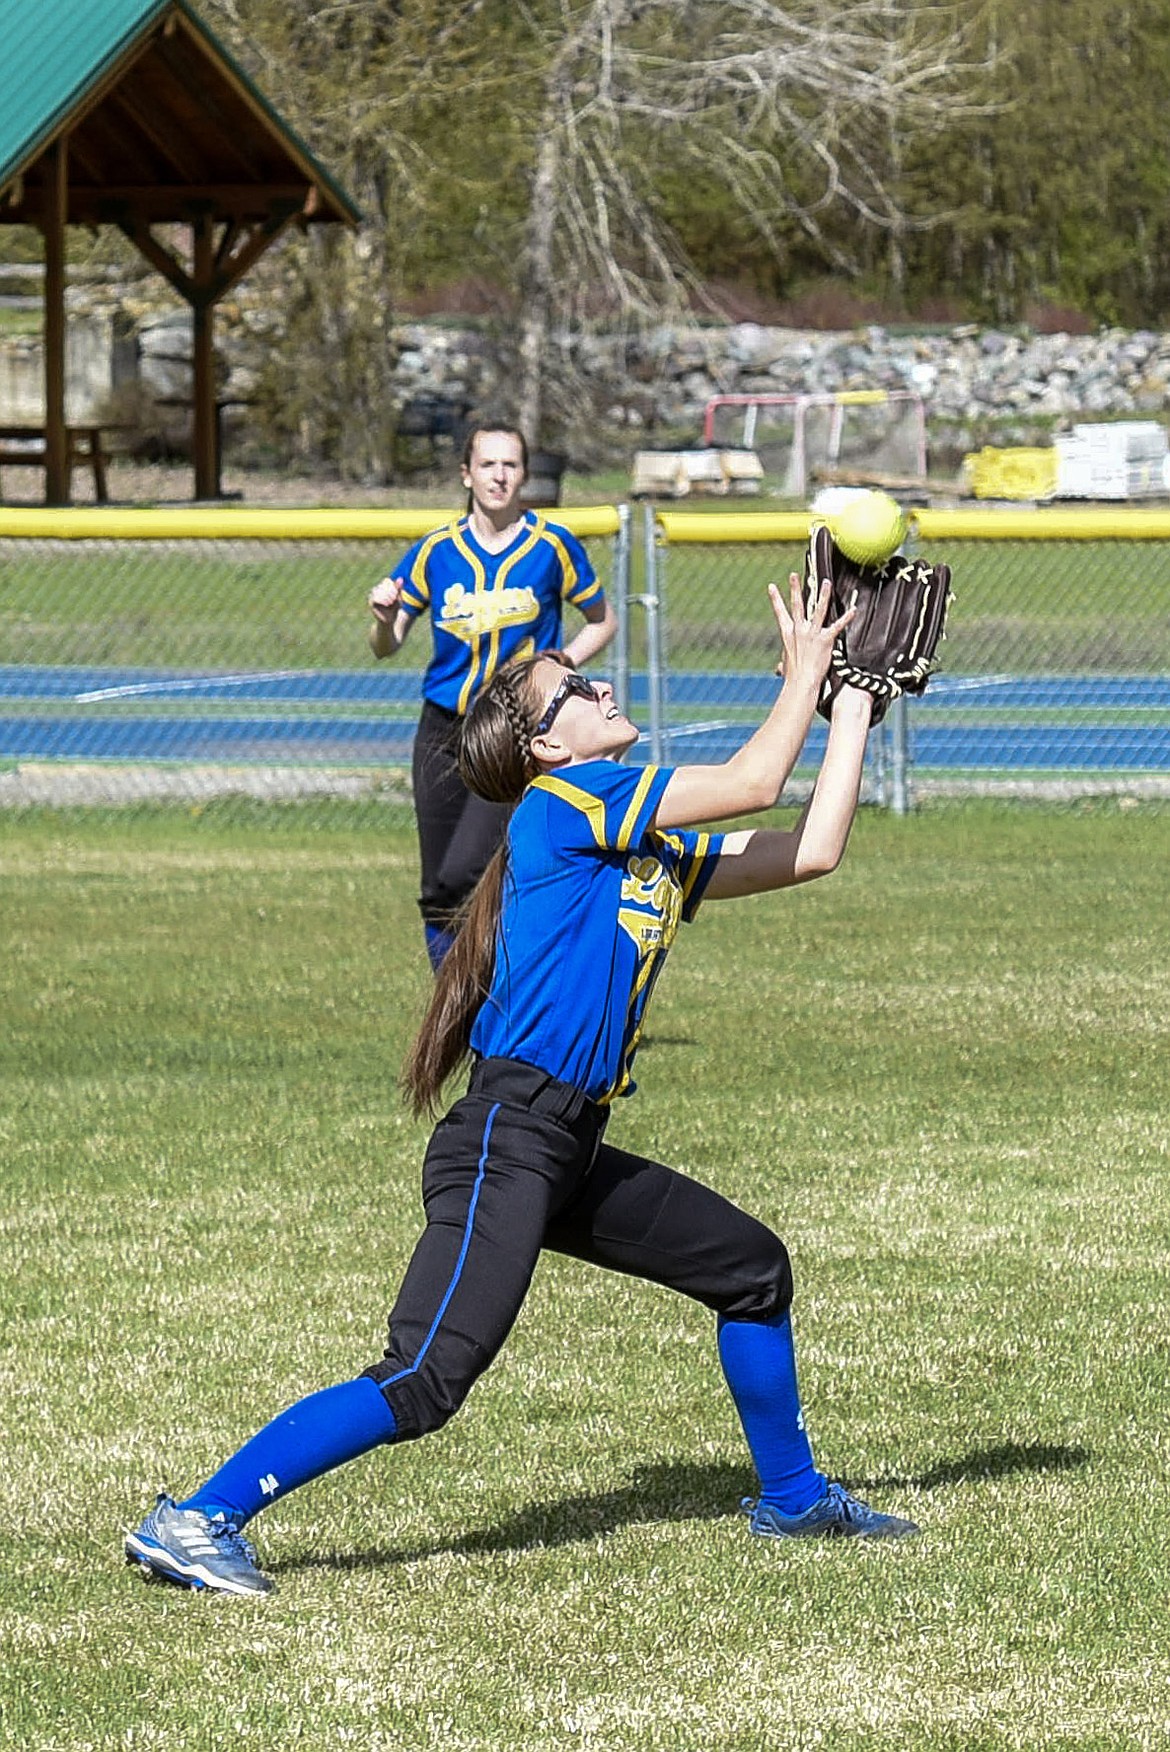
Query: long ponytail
[[401, 656, 545, 1116], [401, 845, 510, 1116]]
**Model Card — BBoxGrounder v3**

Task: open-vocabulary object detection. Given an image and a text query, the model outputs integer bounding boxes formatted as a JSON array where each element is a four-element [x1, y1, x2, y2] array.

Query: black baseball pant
[[365, 1057, 793, 1441], [412, 700, 510, 929]]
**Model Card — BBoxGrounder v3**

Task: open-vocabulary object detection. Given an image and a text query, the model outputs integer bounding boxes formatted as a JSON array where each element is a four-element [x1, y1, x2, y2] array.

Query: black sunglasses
[[534, 671, 603, 737]]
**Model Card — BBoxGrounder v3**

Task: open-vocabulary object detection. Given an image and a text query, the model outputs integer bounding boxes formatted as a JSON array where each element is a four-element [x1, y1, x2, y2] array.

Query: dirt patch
[[0, 458, 460, 510]]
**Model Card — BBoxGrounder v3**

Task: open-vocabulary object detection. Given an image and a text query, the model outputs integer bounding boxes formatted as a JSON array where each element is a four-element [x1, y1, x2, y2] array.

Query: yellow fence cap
[[911, 506, 1170, 540], [0, 505, 623, 541], [655, 511, 813, 543]]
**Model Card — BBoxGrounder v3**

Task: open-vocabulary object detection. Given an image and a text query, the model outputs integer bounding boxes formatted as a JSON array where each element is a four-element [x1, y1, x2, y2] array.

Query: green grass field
[[0, 541, 419, 673], [2, 800, 1169, 1750], [5, 532, 1170, 677], [657, 538, 1170, 673]]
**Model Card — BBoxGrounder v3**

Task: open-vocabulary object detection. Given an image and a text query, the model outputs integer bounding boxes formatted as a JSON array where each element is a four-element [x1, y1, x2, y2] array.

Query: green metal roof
[[0, 0, 359, 221]]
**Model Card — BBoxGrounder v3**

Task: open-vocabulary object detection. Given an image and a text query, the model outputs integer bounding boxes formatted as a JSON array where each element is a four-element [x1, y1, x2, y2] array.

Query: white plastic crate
[[1055, 422, 1169, 499]]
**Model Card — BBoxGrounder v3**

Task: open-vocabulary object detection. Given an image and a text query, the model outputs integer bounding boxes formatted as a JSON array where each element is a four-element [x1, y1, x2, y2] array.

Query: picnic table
[[0, 423, 122, 504]]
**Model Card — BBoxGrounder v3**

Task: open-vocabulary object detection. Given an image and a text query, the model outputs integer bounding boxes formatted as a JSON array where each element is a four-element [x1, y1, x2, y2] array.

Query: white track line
[[655, 718, 742, 738], [74, 670, 313, 703], [925, 674, 1018, 696]]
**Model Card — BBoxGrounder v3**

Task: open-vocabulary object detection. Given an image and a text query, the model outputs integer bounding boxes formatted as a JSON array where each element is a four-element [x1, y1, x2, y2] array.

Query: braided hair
[[458, 656, 542, 805], [402, 656, 551, 1115]]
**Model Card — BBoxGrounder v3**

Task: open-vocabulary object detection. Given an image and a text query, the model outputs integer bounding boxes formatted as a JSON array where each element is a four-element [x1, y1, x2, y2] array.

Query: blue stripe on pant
[[365, 1058, 792, 1442], [378, 1100, 501, 1401]]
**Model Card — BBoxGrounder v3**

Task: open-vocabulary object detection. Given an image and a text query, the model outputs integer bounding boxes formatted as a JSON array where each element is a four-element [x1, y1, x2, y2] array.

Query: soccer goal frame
[[701, 390, 928, 497]]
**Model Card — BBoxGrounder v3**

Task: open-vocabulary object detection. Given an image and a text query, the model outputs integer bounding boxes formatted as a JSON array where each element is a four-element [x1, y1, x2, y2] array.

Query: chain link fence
[[643, 506, 1170, 805], [0, 506, 629, 815], [4, 502, 1168, 816]]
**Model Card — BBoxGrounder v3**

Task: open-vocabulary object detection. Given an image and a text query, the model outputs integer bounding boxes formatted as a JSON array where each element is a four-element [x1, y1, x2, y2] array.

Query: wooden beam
[[210, 201, 301, 296], [80, 183, 309, 223], [114, 198, 298, 301], [191, 211, 218, 500], [114, 218, 195, 300], [104, 84, 207, 184], [214, 218, 243, 272], [91, 183, 309, 202], [42, 138, 69, 506], [153, 31, 271, 184], [46, 184, 343, 233]]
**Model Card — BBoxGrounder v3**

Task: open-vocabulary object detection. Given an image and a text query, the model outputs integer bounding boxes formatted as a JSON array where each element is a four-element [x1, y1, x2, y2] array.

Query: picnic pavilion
[[0, 0, 359, 503]]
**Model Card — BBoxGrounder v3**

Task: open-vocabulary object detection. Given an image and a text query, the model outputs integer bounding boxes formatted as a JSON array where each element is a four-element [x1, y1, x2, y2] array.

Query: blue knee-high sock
[[424, 922, 456, 972], [180, 1376, 397, 1528], [717, 1311, 826, 1516]]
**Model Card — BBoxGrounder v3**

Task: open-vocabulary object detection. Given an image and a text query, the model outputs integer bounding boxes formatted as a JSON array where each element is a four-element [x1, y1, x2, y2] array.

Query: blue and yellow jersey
[[470, 761, 723, 1103], [393, 511, 605, 715]]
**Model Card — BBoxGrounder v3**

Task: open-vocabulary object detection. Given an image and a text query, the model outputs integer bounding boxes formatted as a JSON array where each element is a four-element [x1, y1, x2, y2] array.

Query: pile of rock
[[367, 319, 1170, 454], [6, 269, 1170, 460]]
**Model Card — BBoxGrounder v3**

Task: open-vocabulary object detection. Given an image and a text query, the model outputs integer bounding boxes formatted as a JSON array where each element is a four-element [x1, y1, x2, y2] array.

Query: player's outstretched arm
[[563, 597, 618, 668], [654, 575, 852, 831], [701, 687, 872, 899]]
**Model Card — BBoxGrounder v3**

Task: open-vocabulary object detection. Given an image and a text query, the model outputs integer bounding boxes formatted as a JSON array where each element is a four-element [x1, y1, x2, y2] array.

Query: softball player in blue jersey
[[368, 424, 617, 969], [126, 572, 918, 1597]]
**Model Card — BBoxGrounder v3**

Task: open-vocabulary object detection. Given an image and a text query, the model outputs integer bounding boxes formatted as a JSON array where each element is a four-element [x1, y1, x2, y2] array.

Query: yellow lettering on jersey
[[621, 852, 683, 935], [439, 582, 542, 644], [604, 835, 708, 1103], [649, 828, 710, 907], [617, 906, 666, 954]]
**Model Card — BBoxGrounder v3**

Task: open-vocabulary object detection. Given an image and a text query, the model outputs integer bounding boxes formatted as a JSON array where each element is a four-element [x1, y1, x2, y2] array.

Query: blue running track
[[2, 665, 1168, 772]]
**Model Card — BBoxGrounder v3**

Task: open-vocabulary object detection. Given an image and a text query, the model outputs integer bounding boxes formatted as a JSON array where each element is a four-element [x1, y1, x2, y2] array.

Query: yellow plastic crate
[[963, 446, 1059, 501]]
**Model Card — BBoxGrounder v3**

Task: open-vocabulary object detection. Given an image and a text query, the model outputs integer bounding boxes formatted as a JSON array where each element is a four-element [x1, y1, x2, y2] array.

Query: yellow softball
[[828, 491, 908, 566]]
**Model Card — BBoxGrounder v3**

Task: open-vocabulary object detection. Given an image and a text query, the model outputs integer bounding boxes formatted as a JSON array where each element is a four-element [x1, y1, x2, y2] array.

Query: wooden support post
[[191, 210, 218, 500], [42, 137, 69, 505]]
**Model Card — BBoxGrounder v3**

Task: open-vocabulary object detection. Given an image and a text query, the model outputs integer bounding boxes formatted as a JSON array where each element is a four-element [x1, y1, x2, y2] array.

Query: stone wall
[[0, 313, 135, 422], [261, 316, 1170, 464], [643, 323, 1170, 425], [383, 321, 1170, 456], [5, 279, 1170, 463]]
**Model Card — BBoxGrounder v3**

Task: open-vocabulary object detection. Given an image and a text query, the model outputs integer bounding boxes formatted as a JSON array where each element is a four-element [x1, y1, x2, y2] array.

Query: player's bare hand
[[770, 572, 854, 683], [368, 576, 404, 623]]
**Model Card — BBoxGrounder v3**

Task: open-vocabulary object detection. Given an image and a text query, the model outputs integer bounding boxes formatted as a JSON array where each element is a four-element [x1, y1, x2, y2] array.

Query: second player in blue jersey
[[368, 424, 616, 968]]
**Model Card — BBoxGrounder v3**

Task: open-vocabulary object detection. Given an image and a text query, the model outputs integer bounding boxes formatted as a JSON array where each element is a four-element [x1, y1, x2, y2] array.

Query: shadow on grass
[[279, 1441, 1090, 1576], [853, 1439, 1091, 1495], [280, 1459, 747, 1576]]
